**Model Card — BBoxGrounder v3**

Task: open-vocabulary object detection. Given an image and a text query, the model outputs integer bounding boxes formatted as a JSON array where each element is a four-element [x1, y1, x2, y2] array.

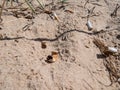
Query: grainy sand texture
[[0, 0, 120, 90]]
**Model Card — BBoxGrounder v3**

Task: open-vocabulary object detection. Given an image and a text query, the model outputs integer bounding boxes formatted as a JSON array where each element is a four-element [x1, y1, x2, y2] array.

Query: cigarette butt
[[108, 47, 118, 53], [87, 20, 93, 30]]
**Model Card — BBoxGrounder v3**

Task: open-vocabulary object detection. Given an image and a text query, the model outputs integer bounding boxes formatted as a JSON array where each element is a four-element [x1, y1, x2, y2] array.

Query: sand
[[0, 0, 120, 90]]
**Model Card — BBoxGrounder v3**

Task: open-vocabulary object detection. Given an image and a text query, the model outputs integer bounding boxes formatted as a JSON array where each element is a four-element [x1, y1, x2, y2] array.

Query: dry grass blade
[[25, 0, 36, 13], [0, 0, 6, 22], [93, 38, 107, 54], [52, 12, 60, 22], [10, 0, 13, 7], [104, 56, 120, 85], [36, 0, 44, 10]]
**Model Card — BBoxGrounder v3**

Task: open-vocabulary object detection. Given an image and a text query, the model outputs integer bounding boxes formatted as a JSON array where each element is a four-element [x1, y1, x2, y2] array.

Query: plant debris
[[93, 38, 120, 85]]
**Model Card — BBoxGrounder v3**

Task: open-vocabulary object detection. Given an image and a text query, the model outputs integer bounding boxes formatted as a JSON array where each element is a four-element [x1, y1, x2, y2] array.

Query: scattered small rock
[[0, 27, 2, 30], [116, 35, 120, 40], [41, 42, 47, 49], [118, 78, 120, 82], [105, 26, 110, 29], [14, 39, 19, 43]]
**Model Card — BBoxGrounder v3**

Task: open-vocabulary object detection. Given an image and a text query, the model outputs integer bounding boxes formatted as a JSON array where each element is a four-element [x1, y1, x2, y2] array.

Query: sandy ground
[[0, 0, 120, 90]]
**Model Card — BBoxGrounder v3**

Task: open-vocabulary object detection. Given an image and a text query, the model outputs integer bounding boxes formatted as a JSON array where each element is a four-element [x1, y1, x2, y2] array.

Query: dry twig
[[84, 0, 89, 8], [111, 4, 120, 17], [0, 0, 6, 22]]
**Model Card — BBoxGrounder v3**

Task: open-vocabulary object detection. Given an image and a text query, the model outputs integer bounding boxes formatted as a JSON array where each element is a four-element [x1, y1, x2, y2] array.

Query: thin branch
[[84, 0, 89, 8], [111, 4, 120, 17]]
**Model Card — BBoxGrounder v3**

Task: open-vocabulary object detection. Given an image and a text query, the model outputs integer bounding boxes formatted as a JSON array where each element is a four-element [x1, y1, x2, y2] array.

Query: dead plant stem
[[0, 0, 6, 20]]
